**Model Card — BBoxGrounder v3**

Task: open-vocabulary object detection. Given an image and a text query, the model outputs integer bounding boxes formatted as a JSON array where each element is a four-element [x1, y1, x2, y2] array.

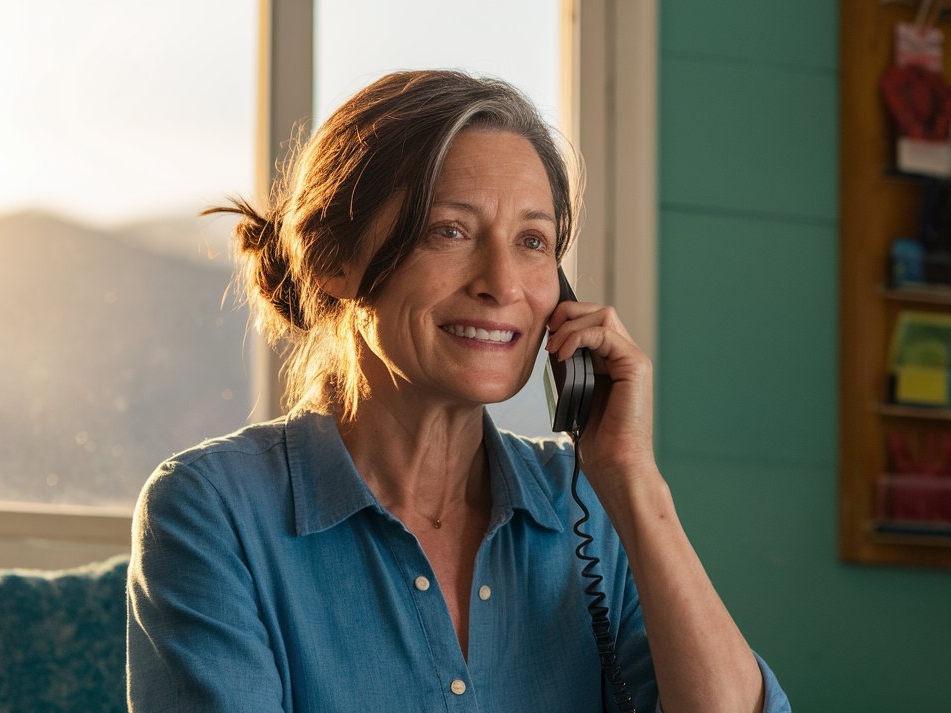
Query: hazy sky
[[0, 1, 257, 225], [0, 0, 560, 227]]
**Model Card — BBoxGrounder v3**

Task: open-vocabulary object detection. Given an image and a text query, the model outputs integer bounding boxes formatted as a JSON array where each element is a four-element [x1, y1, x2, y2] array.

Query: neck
[[337, 396, 491, 527]]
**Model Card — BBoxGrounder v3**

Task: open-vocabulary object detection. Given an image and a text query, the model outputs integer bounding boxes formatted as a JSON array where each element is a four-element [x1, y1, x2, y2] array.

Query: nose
[[466, 239, 521, 305]]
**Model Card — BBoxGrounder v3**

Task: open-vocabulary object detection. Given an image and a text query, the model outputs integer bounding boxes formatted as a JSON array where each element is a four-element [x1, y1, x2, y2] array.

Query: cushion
[[0, 555, 128, 713]]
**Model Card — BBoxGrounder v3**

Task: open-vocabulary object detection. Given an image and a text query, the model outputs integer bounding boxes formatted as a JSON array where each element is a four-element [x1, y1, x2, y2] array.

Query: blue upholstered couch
[[0, 555, 128, 713]]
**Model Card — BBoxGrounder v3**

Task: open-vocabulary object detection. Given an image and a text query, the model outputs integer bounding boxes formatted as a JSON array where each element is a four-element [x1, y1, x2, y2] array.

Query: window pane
[[315, 0, 562, 436], [0, 1, 257, 508], [316, 1, 560, 125]]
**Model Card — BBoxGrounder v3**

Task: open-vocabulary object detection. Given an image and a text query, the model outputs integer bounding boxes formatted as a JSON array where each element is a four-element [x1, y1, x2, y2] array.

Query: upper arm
[[126, 462, 285, 713]]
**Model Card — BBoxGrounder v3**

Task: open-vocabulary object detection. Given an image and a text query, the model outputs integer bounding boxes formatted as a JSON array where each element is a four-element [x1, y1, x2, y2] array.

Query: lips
[[442, 324, 516, 343]]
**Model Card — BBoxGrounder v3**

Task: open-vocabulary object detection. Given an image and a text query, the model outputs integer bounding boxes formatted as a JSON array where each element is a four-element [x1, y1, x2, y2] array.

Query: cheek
[[523, 279, 560, 349], [534, 273, 561, 317]]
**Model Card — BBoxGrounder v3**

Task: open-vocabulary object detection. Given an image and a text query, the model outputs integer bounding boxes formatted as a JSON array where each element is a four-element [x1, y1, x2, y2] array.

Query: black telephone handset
[[544, 268, 595, 435]]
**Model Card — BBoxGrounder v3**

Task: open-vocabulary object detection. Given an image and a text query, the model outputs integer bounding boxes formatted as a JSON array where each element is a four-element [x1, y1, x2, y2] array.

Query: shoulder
[[496, 429, 576, 477], [166, 418, 289, 469], [489, 426, 619, 540], [491, 428, 591, 510], [138, 418, 292, 519], [153, 418, 291, 483]]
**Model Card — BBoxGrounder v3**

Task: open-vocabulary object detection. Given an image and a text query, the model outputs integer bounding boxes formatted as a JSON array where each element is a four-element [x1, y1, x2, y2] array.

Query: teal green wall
[[655, 3, 950, 711]]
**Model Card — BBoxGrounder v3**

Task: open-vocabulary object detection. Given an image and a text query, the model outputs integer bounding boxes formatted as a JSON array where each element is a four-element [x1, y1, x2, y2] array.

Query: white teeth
[[444, 325, 515, 343]]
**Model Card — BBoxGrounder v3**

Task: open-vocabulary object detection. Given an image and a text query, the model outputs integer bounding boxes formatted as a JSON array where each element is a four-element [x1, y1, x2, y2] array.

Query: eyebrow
[[432, 199, 556, 224]]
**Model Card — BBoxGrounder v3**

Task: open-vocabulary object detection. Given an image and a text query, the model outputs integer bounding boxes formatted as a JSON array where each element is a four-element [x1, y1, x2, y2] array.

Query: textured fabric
[[0, 554, 128, 713], [127, 410, 791, 713]]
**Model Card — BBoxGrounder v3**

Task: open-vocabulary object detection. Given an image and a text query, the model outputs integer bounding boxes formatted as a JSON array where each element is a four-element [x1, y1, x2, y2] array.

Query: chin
[[468, 378, 531, 406], [435, 363, 534, 407]]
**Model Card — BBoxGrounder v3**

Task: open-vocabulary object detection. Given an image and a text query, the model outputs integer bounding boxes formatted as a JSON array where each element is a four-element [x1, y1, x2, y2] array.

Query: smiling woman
[[127, 68, 791, 713]]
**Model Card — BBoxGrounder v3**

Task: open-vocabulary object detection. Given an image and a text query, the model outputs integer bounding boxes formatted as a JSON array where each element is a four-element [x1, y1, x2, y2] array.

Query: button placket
[[411, 574, 470, 703]]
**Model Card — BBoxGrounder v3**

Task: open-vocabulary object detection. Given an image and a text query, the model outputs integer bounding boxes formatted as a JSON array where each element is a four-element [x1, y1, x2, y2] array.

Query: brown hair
[[206, 69, 581, 419]]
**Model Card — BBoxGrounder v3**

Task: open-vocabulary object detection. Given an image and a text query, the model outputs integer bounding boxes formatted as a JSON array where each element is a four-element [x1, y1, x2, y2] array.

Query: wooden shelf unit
[[839, 0, 951, 568]]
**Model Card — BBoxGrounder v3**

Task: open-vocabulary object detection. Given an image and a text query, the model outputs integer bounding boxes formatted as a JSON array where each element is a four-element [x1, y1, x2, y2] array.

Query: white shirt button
[[450, 679, 467, 695], [478, 584, 492, 601], [414, 576, 430, 591]]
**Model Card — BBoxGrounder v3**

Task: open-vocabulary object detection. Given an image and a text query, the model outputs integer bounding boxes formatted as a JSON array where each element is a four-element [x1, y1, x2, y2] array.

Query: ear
[[321, 196, 401, 299], [318, 264, 363, 300]]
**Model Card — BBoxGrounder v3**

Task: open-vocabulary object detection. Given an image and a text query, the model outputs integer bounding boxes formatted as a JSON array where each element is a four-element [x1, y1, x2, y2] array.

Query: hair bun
[[230, 199, 279, 254], [202, 198, 305, 332]]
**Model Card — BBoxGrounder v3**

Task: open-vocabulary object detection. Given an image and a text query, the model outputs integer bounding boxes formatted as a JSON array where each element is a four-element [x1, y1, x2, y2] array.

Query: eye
[[522, 233, 549, 252], [428, 223, 467, 241]]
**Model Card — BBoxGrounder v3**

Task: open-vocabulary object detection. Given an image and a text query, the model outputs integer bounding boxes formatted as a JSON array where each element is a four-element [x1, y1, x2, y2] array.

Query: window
[[0, 1, 258, 510]]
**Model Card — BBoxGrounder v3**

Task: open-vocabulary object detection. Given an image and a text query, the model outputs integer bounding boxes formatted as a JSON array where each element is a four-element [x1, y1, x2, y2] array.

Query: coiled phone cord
[[569, 429, 637, 713]]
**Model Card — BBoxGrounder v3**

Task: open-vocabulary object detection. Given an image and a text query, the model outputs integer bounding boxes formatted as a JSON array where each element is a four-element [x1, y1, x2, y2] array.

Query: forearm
[[601, 466, 764, 713], [546, 299, 767, 711]]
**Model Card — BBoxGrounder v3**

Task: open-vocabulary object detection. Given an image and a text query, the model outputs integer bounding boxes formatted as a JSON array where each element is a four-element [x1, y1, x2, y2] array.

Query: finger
[[552, 325, 642, 373], [546, 298, 602, 331], [547, 304, 634, 356]]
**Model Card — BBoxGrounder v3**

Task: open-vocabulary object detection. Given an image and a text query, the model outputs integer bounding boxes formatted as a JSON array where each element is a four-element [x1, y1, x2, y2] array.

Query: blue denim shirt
[[127, 410, 791, 712]]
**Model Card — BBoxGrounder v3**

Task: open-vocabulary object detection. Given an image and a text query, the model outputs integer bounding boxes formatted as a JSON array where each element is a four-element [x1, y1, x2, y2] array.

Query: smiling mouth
[[442, 325, 516, 343]]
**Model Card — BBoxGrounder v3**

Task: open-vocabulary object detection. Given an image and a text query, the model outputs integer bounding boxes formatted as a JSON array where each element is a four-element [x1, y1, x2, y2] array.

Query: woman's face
[[357, 128, 561, 409]]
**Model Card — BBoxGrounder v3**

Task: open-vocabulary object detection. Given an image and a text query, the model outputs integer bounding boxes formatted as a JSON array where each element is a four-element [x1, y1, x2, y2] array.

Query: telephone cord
[[570, 430, 637, 713]]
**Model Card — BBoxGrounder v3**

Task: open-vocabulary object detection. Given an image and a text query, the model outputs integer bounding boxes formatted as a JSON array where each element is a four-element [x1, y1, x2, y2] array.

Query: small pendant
[[433, 518, 442, 529]]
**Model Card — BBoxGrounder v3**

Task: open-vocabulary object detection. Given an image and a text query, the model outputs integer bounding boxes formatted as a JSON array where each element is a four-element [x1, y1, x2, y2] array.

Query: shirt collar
[[285, 410, 380, 536], [481, 411, 565, 534], [285, 409, 565, 536]]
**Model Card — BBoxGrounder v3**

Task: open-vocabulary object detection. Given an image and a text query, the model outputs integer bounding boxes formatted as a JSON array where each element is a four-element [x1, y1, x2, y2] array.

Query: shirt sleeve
[[126, 460, 286, 713], [609, 632, 791, 713], [754, 650, 793, 713]]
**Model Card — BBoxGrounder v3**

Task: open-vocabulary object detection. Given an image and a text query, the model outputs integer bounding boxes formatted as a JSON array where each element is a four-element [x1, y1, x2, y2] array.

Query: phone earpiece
[[544, 268, 594, 435]]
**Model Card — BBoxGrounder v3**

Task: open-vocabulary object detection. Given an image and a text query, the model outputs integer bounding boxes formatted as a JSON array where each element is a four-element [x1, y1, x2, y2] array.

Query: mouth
[[441, 324, 517, 344]]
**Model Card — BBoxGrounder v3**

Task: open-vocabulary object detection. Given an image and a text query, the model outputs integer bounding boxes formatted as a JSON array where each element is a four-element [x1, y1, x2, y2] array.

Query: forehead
[[434, 129, 552, 200]]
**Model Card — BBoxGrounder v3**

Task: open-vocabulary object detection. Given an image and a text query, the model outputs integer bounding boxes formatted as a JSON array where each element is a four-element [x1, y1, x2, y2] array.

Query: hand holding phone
[[544, 268, 595, 435]]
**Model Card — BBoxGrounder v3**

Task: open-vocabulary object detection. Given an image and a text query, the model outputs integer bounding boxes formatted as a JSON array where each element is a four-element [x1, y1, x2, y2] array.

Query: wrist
[[592, 462, 672, 526]]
